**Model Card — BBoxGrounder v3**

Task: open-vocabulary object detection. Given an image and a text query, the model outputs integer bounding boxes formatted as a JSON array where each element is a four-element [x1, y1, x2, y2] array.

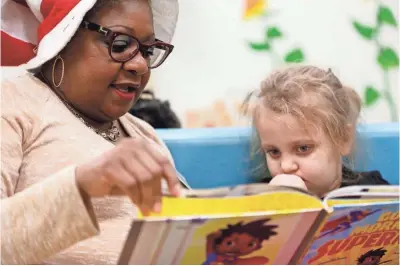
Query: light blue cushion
[[354, 123, 399, 185], [157, 123, 399, 189]]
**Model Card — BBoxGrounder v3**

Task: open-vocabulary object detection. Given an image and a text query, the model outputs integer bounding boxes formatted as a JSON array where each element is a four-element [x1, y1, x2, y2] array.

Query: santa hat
[[1, 0, 179, 72]]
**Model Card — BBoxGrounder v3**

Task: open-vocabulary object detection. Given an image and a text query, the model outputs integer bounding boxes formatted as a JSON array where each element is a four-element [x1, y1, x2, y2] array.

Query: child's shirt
[[340, 166, 389, 187]]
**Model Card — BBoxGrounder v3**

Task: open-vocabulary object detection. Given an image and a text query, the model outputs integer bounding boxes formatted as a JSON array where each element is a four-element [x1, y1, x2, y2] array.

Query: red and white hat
[[1, 0, 179, 72]]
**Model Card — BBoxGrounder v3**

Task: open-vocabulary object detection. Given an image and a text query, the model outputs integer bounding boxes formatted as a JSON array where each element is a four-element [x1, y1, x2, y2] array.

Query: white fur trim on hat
[[24, 0, 96, 71], [25, 0, 45, 22], [1, 0, 39, 44], [24, 0, 179, 72], [151, 0, 179, 43]]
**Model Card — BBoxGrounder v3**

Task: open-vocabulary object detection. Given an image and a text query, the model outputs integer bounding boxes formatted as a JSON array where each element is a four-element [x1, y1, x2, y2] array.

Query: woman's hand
[[75, 138, 181, 215], [269, 174, 308, 191]]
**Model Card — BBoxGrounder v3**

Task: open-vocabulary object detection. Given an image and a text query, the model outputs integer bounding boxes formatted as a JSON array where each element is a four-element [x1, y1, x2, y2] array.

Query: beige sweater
[[1, 71, 175, 264]]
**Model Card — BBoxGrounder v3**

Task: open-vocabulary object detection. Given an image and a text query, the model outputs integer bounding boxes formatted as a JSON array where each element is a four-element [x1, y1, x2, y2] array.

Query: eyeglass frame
[[80, 20, 174, 69]]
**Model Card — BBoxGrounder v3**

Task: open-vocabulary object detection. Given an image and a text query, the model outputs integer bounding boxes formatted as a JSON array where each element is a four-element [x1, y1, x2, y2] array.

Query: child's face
[[255, 108, 343, 197]]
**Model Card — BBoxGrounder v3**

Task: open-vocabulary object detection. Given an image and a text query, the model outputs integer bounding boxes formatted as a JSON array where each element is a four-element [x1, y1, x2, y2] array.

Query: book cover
[[298, 202, 399, 265], [118, 184, 399, 265], [177, 211, 320, 265]]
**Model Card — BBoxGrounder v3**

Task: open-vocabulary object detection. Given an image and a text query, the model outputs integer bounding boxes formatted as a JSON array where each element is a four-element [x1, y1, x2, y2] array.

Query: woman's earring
[[52, 55, 65, 88]]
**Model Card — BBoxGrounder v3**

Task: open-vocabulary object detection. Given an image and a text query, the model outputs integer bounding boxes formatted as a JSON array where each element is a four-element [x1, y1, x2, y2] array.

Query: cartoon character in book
[[317, 209, 381, 239], [357, 248, 388, 265], [202, 218, 278, 265]]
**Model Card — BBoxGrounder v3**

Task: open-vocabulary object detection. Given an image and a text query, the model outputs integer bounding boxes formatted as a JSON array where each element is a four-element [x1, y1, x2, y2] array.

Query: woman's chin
[[102, 106, 132, 120]]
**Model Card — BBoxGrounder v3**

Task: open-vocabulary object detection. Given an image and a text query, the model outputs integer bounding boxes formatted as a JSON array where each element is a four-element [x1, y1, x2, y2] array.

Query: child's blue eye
[[266, 149, 281, 157], [297, 145, 313, 153]]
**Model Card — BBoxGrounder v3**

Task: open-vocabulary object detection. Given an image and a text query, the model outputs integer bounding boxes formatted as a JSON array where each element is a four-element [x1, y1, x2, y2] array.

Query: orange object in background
[[185, 100, 234, 128], [243, 0, 267, 20]]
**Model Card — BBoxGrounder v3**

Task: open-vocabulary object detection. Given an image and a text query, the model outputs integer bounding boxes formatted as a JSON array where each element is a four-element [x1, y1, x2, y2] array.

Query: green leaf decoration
[[377, 47, 399, 70], [248, 41, 271, 51], [266, 27, 282, 39], [377, 5, 397, 27], [284, 49, 305, 63], [352, 21, 375, 40], [364, 86, 381, 106]]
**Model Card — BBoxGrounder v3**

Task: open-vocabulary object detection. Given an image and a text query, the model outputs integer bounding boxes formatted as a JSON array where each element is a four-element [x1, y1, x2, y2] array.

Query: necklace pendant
[[100, 132, 108, 139], [108, 132, 119, 142]]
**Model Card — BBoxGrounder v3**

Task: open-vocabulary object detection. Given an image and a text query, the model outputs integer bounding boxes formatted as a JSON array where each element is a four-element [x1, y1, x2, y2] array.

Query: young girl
[[247, 65, 389, 198]]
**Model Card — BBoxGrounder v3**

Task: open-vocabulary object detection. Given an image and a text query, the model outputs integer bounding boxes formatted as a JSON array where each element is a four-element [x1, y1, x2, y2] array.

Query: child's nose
[[280, 157, 299, 174]]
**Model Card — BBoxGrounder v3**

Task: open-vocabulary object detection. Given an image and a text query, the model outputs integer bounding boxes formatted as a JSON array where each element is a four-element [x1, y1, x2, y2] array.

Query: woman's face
[[59, 0, 154, 122]]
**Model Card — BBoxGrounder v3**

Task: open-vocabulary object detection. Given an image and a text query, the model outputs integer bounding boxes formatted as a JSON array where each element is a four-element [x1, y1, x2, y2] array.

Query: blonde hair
[[245, 65, 362, 181]]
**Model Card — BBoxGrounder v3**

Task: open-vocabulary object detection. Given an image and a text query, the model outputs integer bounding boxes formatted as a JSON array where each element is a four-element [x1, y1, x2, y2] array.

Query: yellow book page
[[148, 191, 323, 217]]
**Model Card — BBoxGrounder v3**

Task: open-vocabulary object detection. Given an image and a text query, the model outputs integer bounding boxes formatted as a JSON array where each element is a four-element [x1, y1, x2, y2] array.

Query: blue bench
[[157, 123, 399, 189]]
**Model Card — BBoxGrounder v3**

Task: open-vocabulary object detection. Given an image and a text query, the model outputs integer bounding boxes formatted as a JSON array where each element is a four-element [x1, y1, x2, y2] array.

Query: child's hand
[[269, 174, 308, 191]]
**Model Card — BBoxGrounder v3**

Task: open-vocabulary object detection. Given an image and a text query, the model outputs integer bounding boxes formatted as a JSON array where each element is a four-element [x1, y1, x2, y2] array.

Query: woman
[[1, 0, 183, 264]]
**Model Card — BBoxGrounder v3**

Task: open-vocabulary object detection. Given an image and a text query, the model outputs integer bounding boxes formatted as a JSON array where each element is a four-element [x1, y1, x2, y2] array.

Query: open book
[[118, 184, 399, 265]]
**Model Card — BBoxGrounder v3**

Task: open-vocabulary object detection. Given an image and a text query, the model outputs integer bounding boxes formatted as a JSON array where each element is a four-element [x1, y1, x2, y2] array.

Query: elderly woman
[[1, 0, 184, 264]]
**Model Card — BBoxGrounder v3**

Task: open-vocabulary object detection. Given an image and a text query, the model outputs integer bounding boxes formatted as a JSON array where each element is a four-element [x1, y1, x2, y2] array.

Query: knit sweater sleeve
[[1, 77, 99, 264]]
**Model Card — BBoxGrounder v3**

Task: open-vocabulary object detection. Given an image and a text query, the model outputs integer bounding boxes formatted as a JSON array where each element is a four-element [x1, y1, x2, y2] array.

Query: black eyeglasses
[[80, 21, 174, 69]]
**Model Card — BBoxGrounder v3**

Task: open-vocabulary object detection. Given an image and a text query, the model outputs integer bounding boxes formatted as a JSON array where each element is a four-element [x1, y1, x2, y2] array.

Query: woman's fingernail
[[153, 202, 162, 213]]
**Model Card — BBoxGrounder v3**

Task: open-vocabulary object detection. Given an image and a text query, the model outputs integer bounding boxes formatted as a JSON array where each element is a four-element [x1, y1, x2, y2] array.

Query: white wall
[[152, 0, 399, 127]]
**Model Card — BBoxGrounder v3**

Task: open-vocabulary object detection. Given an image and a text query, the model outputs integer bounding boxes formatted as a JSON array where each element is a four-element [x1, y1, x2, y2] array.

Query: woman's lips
[[113, 88, 136, 100], [110, 83, 138, 100]]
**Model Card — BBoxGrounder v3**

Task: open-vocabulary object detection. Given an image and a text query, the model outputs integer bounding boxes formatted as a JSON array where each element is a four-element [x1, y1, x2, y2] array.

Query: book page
[[180, 183, 312, 198], [118, 220, 170, 265], [147, 189, 323, 218], [324, 185, 399, 201], [297, 201, 399, 265], [322, 185, 399, 211]]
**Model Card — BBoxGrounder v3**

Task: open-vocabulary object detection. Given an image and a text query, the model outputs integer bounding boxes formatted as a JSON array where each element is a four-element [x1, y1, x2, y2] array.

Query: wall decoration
[[184, 99, 255, 128], [185, 101, 235, 128], [246, 1, 306, 65], [352, 3, 399, 121], [184, 0, 308, 128], [243, 0, 267, 20]]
